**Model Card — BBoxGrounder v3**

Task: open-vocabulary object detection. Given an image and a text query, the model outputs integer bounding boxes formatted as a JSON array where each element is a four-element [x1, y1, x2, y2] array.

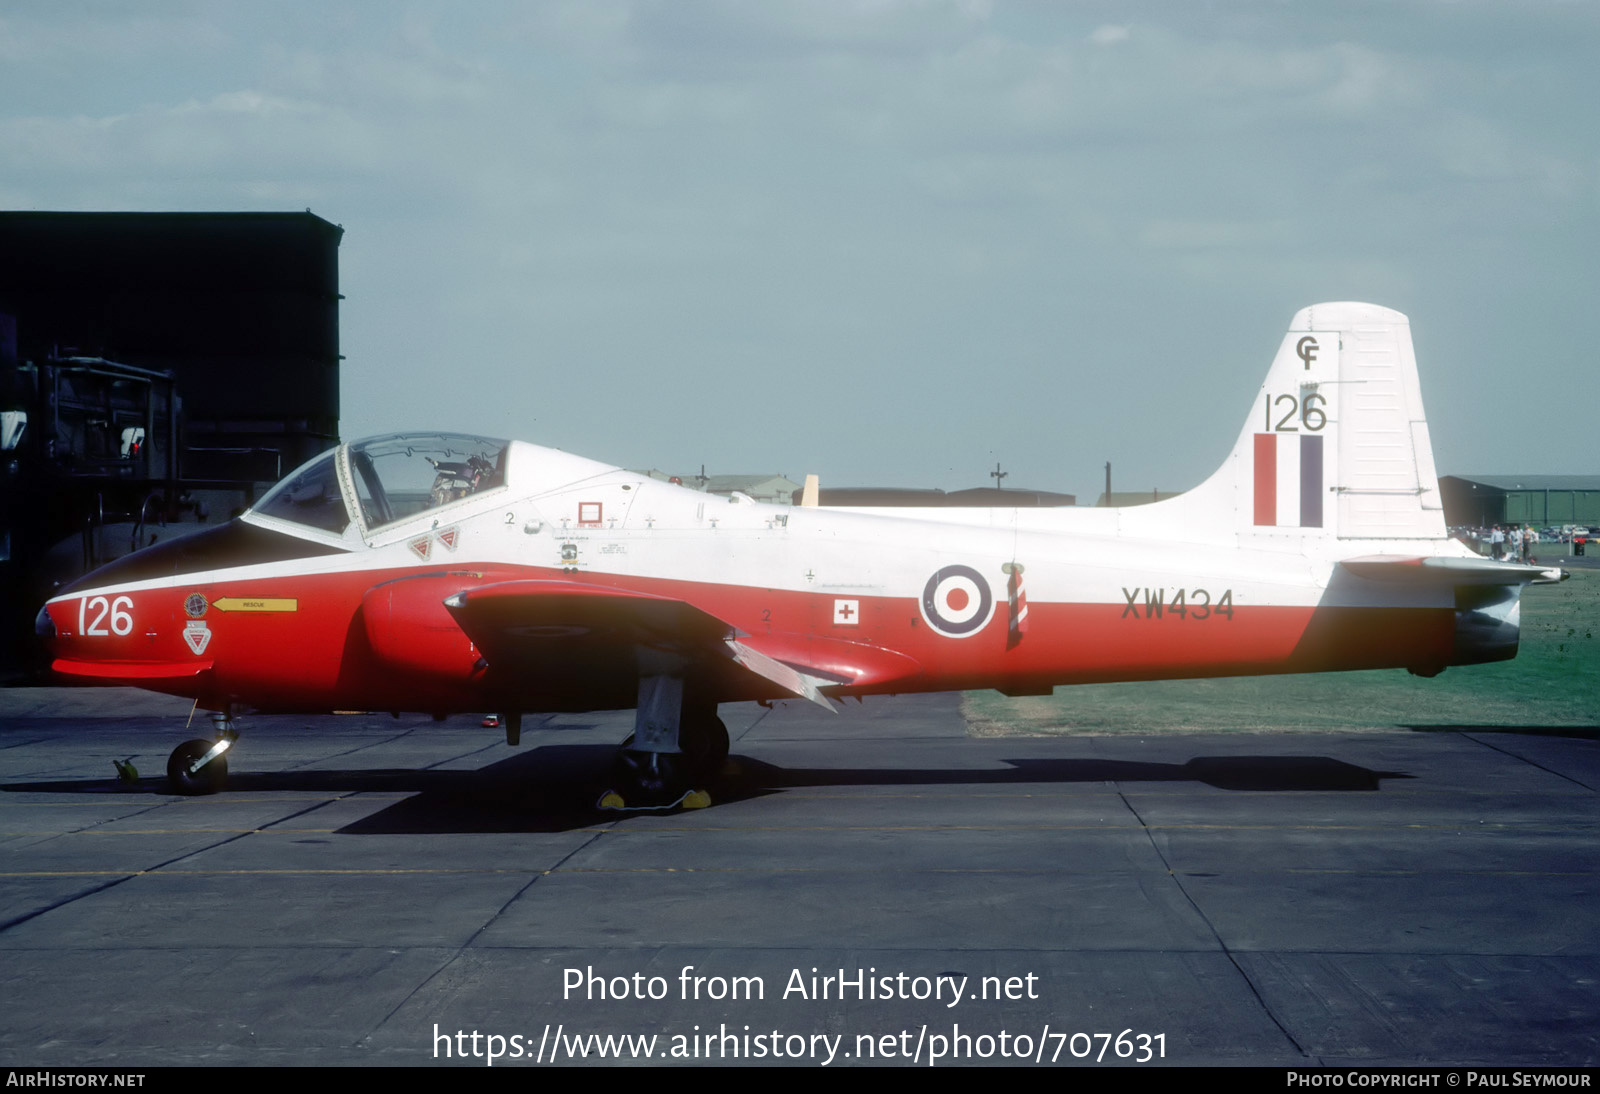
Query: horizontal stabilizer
[[1339, 556, 1568, 586]]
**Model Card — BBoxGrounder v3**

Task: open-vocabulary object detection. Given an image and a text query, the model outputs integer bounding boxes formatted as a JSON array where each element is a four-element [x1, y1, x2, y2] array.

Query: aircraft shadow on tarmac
[[1404, 723, 1600, 738], [3, 745, 1411, 835]]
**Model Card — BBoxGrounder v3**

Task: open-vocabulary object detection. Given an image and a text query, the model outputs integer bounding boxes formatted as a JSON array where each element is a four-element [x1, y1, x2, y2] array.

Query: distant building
[[1440, 475, 1600, 527], [1094, 490, 1181, 508], [634, 468, 1076, 508], [636, 470, 802, 504], [798, 486, 1076, 507], [697, 474, 802, 504]]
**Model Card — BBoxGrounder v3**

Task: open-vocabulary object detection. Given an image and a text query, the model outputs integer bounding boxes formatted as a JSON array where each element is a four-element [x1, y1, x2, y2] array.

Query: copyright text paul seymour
[[1287, 1075, 1590, 1088]]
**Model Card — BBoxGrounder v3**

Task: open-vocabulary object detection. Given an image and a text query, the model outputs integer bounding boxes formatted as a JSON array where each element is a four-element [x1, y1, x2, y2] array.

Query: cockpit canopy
[[252, 432, 509, 538]]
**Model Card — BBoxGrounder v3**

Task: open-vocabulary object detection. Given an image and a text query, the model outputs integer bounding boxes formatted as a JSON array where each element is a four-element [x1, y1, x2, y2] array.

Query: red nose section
[[45, 591, 206, 682]]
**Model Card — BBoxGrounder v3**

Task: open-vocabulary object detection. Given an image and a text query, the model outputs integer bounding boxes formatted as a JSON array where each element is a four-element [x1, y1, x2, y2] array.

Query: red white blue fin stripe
[[1254, 433, 1323, 528]]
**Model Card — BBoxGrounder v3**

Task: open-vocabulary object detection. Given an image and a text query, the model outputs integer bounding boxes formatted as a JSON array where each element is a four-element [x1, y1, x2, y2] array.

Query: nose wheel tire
[[167, 739, 228, 795]]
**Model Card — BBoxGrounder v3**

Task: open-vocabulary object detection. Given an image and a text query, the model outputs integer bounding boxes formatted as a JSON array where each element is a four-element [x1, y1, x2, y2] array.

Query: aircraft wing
[[1339, 556, 1569, 586], [442, 580, 833, 709]]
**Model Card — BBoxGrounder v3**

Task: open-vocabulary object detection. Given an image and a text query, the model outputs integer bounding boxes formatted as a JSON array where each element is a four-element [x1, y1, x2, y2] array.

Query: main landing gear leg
[[600, 674, 727, 812], [166, 709, 236, 795]]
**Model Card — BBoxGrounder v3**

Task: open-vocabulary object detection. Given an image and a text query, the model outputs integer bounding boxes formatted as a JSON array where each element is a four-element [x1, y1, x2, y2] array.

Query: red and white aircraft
[[38, 303, 1562, 807]]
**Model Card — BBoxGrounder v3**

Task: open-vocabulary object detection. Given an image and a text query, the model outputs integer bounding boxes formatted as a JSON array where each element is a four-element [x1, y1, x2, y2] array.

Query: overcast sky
[[3, 1, 1595, 500]]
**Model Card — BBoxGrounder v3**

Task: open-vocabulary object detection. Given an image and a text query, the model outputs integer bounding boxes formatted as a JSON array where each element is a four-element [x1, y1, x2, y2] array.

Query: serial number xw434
[[1121, 587, 1233, 621]]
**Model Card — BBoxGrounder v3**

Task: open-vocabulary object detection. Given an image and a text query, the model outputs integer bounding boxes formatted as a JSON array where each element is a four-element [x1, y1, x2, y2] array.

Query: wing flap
[[726, 639, 831, 708], [735, 632, 923, 691]]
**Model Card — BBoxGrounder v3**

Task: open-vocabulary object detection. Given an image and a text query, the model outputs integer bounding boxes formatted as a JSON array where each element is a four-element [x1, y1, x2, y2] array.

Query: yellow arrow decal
[[211, 597, 298, 613]]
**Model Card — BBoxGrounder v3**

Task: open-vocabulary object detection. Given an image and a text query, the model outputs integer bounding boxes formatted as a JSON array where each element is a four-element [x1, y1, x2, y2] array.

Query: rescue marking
[[1120, 587, 1234, 620], [921, 565, 994, 638], [211, 597, 298, 613], [409, 535, 432, 560], [184, 593, 208, 619], [833, 599, 859, 626], [435, 526, 460, 552]]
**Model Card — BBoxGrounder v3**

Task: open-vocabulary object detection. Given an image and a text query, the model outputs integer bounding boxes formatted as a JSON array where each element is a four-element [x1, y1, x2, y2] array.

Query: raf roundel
[[920, 565, 995, 638]]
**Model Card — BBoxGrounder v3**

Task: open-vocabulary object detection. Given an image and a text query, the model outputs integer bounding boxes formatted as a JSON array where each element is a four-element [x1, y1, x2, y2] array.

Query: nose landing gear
[[166, 710, 236, 795]]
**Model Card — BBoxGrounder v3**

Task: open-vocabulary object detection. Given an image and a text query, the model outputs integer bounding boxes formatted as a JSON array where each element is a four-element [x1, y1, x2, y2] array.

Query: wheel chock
[[596, 788, 712, 812]]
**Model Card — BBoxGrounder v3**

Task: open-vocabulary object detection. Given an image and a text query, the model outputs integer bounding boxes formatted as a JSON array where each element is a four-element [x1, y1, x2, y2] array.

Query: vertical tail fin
[[1118, 303, 1556, 672], [1223, 302, 1446, 544]]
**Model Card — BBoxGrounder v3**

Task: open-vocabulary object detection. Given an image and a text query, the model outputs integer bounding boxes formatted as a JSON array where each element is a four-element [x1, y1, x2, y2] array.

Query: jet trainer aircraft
[[38, 303, 1563, 808]]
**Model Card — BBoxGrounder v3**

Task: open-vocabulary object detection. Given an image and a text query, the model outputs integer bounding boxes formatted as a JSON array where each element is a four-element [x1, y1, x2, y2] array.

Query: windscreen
[[251, 450, 350, 534]]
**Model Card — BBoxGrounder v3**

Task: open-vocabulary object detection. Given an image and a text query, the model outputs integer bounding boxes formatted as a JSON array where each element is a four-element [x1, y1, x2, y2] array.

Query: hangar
[[0, 210, 343, 675], [1439, 475, 1600, 528]]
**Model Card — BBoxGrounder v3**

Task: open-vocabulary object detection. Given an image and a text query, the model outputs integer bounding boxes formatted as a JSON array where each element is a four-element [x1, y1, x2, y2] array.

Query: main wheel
[[612, 748, 689, 805], [620, 714, 729, 773], [167, 739, 228, 795], [680, 712, 729, 772]]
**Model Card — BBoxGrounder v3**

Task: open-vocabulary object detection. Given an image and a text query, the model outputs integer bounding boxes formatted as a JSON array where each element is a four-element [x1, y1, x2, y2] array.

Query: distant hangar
[[1440, 475, 1600, 527]]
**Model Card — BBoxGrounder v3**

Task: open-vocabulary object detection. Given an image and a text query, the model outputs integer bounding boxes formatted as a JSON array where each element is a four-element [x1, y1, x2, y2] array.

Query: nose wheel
[[166, 711, 236, 795], [167, 739, 229, 795]]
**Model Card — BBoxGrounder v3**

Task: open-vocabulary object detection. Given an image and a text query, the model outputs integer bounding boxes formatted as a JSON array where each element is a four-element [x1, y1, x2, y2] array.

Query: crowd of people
[[1487, 524, 1537, 562], [1454, 524, 1596, 562]]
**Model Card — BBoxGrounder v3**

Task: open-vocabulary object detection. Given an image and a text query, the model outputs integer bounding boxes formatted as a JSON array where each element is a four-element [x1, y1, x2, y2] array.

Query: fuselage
[[41, 435, 1468, 715]]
